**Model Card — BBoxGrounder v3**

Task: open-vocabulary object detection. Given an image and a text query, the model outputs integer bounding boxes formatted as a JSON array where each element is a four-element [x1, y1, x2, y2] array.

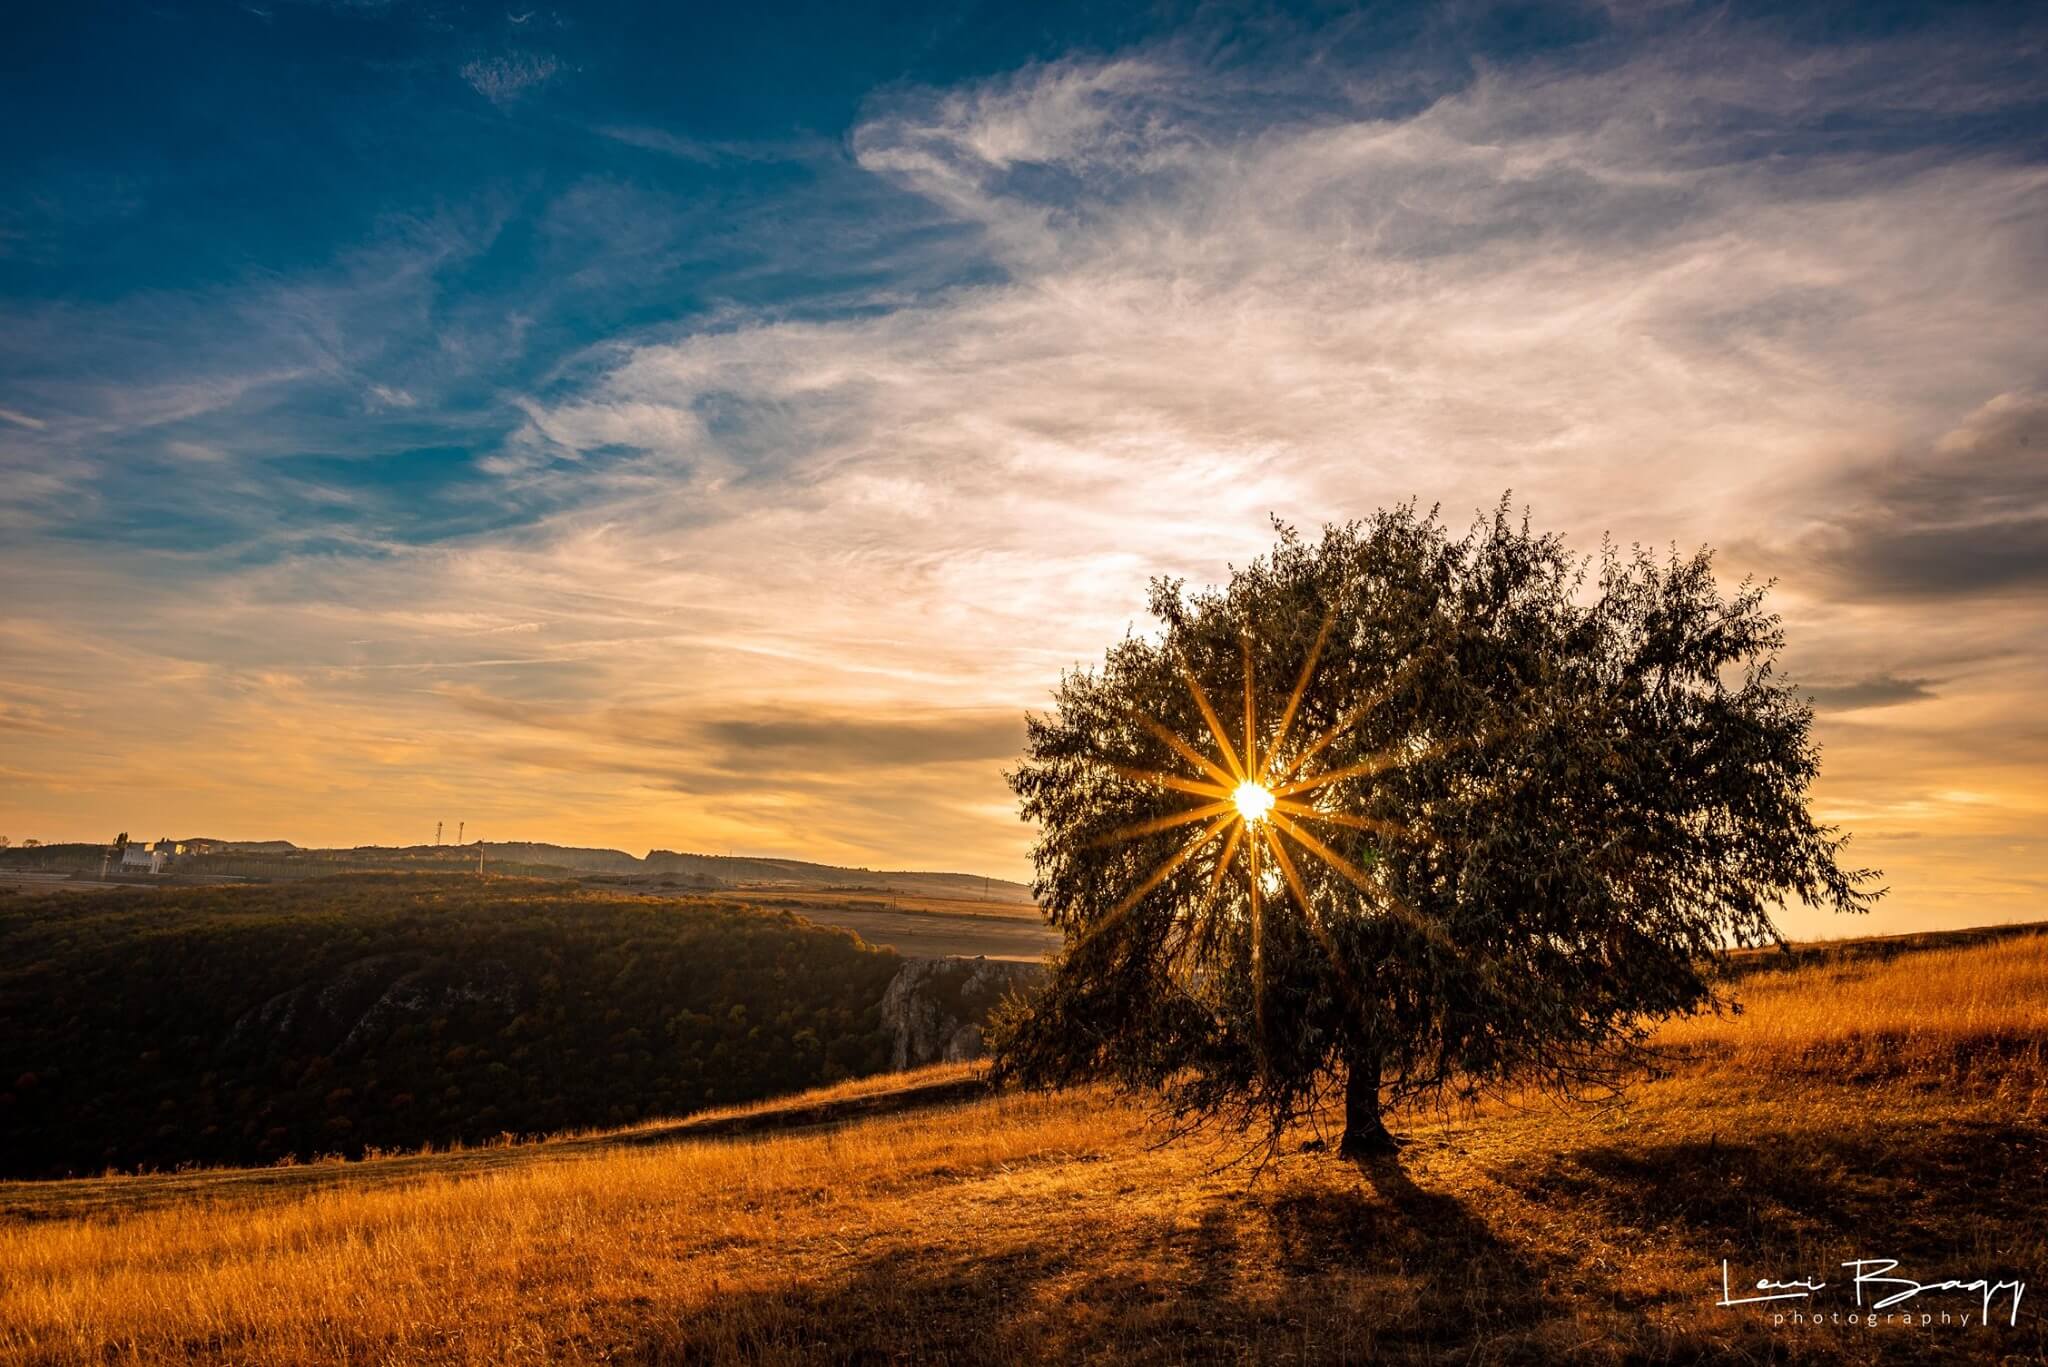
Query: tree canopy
[[994, 503, 1879, 1156]]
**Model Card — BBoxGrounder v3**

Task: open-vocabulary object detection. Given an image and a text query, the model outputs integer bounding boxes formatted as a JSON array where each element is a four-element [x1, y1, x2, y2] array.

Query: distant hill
[[0, 839, 1036, 903], [638, 850, 1033, 903], [425, 843, 1034, 902], [1717, 917, 2048, 977]]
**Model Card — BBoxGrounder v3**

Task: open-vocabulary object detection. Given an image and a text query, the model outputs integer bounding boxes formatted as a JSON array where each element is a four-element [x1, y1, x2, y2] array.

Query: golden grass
[[3, 934, 2044, 1365], [597, 1060, 989, 1135], [1659, 931, 2048, 1085], [2, 1092, 1145, 1364], [722, 889, 1045, 921]]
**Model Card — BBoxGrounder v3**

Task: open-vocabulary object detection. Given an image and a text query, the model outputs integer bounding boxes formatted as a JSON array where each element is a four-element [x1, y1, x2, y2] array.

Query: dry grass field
[[710, 889, 1062, 961], [721, 891, 1043, 920], [2, 931, 2044, 1365], [1664, 933, 2048, 1083]]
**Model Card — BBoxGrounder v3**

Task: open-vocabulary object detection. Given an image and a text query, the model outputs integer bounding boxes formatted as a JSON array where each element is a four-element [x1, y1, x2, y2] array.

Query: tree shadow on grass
[[622, 1153, 1615, 1364], [1495, 1111, 2048, 1364], [1506, 1114, 2048, 1254], [617, 1108, 2048, 1364], [631, 1209, 1299, 1365], [625, 1241, 1108, 1365], [1254, 1150, 1595, 1362]]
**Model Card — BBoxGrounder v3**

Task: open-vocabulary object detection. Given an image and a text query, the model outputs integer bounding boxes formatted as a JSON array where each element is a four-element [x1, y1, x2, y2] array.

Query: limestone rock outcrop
[[879, 956, 1044, 1069]]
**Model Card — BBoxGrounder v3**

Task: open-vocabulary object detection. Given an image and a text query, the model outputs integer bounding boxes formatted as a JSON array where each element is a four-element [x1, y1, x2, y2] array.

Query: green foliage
[[0, 875, 900, 1177], [994, 502, 1879, 1144]]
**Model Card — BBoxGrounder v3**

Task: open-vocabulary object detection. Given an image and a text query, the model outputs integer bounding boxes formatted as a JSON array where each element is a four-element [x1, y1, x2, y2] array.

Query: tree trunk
[[1339, 1046, 1399, 1158]]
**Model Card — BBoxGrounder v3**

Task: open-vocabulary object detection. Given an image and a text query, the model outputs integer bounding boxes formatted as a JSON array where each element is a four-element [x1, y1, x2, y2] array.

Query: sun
[[1083, 613, 1441, 983], [1232, 780, 1275, 824], [1064, 612, 1465, 1066]]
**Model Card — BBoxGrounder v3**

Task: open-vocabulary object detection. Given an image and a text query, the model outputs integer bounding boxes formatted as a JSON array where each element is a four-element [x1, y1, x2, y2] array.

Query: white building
[[117, 839, 183, 874]]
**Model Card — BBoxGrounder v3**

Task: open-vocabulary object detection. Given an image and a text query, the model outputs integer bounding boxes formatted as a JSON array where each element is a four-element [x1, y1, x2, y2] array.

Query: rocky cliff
[[879, 957, 1045, 1068]]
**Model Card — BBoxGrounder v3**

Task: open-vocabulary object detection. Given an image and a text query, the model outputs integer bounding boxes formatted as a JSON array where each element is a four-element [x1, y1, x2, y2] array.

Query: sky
[[2, 1, 2044, 937]]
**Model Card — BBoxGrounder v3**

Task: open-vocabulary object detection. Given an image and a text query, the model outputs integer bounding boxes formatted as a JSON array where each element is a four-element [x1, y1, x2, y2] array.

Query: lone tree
[[994, 503, 1878, 1158]]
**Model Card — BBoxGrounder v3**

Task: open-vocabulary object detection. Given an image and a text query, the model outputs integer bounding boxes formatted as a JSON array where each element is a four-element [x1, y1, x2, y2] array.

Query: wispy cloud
[[4, 16, 2046, 927], [1805, 675, 1940, 713], [482, 31, 2047, 915], [461, 51, 560, 106], [596, 125, 723, 164], [1789, 391, 2048, 599]]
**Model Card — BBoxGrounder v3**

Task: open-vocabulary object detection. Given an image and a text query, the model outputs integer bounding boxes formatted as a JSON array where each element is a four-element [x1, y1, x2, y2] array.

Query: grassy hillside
[[0, 876, 903, 1177], [716, 888, 1062, 960], [2, 928, 2042, 1363]]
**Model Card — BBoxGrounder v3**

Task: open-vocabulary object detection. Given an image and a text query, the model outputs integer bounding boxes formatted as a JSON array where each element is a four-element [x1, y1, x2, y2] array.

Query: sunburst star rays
[[1076, 623, 1428, 1009]]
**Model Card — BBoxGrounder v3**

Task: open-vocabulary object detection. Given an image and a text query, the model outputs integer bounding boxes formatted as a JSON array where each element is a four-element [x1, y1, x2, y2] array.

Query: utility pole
[[435, 820, 443, 846], [478, 840, 486, 878], [457, 820, 465, 846]]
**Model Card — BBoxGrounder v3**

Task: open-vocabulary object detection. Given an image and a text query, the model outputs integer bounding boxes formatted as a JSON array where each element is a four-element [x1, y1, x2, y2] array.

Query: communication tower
[[101, 831, 129, 879]]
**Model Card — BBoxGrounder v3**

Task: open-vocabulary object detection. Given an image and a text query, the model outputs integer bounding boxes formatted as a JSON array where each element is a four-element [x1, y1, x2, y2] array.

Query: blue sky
[[3, 1, 2045, 934]]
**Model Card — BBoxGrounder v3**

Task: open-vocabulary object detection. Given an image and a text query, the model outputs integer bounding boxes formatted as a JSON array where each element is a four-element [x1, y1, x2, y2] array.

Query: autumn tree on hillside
[[994, 503, 1878, 1157]]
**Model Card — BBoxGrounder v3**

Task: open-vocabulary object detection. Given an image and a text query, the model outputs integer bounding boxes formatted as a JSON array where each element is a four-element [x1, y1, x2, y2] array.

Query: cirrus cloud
[[4, 14, 2046, 932]]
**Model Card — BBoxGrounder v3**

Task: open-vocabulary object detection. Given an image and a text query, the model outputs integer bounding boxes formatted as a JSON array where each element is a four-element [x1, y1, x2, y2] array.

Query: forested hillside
[[0, 876, 902, 1177]]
